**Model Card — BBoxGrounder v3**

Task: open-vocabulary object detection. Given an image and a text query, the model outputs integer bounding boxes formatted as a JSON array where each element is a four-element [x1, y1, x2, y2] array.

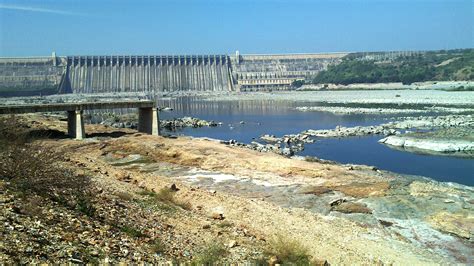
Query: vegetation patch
[[192, 242, 227, 265], [119, 225, 147, 238], [0, 115, 95, 214], [217, 221, 233, 228], [150, 238, 166, 254], [137, 187, 192, 211], [265, 235, 312, 265], [312, 49, 474, 85]]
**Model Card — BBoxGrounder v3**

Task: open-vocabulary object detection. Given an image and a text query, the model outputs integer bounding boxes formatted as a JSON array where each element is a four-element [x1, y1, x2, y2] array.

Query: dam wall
[[0, 51, 349, 96], [66, 55, 232, 94], [0, 56, 66, 96]]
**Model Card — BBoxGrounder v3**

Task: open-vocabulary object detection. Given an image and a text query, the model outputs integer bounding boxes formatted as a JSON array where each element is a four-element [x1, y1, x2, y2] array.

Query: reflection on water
[[157, 97, 473, 186]]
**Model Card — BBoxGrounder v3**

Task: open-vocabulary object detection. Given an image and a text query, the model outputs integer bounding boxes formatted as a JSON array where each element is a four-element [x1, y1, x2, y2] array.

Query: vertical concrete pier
[[138, 107, 160, 136], [67, 110, 85, 140], [0, 101, 158, 140]]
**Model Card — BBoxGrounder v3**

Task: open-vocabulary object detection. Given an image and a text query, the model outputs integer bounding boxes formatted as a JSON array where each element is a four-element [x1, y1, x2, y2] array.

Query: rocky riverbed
[[304, 114, 472, 137], [242, 114, 474, 158], [95, 113, 221, 131]]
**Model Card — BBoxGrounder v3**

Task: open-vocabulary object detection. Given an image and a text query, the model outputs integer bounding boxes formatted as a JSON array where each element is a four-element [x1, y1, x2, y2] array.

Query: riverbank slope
[[1, 114, 472, 264]]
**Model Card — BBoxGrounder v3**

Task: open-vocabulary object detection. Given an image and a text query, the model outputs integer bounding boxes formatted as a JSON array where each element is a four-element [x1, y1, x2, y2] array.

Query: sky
[[0, 0, 472, 56]]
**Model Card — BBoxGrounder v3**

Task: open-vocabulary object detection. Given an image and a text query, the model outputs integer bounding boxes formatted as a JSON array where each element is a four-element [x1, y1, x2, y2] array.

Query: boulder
[[332, 202, 372, 214]]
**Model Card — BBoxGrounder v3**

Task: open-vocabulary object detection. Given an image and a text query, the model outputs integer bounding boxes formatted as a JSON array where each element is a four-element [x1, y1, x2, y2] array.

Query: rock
[[212, 212, 225, 220], [227, 240, 238, 248], [202, 224, 211, 229], [261, 134, 280, 143], [138, 181, 146, 189], [313, 259, 330, 266], [116, 172, 131, 182], [427, 212, 473, 239], [330, 182, 390, 197], [210, 207, 225, 220], [332, 202, 372, 214], [379, 135, 474, 154], [169, 184, 179, 192], [160, 117, 222, 130], [302, 186, 332, 196], [329, 198, 346, 207], [379, 220, 394, 227], [281, 148, 294, 157], [268, 255, 281, 266]]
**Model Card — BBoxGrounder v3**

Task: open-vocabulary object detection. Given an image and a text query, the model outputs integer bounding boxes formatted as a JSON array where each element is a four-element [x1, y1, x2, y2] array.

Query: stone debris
[[305, 114, 473, 138], [220, 133, 314, 157], [160, 117, 220, 130], [98, 114, 222, 131], [227, 240, 238, 248]]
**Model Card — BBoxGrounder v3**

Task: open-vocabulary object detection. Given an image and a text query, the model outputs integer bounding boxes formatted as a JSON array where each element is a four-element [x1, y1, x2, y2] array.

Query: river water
[[158, 97, 473, 186]]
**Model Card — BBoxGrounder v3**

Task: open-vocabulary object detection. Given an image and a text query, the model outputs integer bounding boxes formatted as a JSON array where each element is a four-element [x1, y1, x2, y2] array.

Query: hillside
[[311, 49, 474, 85]]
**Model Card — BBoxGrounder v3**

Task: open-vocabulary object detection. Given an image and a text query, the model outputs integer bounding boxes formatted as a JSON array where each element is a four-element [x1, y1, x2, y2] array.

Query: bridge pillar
[[67, 110, 85, 140], [138, 107, 160, 136]]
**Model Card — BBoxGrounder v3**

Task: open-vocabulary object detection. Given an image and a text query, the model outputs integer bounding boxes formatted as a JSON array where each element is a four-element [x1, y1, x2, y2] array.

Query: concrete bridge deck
[[0, 100, 160, 140], [0, 100, 154, 114]]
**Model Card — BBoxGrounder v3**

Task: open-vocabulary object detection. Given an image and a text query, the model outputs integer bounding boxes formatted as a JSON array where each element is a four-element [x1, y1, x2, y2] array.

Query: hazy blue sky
[[0, 0, 472, 56]]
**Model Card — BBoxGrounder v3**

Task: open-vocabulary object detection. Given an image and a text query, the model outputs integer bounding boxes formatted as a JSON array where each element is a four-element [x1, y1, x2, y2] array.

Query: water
[[158, 97, 474, 186]]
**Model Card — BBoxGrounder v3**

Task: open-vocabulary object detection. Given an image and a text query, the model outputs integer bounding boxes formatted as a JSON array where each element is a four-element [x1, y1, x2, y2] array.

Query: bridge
[[0, 100, 160, 140]]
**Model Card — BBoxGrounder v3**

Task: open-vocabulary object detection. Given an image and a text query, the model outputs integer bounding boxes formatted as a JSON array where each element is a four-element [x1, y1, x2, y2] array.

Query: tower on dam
[[0, 51, 348, 96]]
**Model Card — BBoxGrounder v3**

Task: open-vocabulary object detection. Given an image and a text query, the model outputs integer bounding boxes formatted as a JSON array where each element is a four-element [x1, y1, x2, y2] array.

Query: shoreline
[[298, 80, 474, 91]]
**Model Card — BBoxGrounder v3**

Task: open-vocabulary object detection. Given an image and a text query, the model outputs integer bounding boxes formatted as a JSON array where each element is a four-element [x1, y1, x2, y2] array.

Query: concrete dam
[[0, 52, 347, 96]]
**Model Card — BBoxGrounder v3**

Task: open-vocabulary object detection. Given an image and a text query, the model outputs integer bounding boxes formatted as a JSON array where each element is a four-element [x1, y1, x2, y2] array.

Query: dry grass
[[192, 242, 227, 265], [138, 187, 192, 211], [266, 235, 312, 265], [0, 115, 95, 214]]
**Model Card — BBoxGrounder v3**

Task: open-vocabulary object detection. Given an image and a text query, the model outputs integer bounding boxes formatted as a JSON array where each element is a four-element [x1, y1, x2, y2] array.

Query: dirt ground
[[3, 114, 470, 264]]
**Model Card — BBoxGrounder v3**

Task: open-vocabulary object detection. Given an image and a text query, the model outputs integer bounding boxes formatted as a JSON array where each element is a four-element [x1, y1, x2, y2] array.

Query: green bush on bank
[[311, 49, 474, 85]]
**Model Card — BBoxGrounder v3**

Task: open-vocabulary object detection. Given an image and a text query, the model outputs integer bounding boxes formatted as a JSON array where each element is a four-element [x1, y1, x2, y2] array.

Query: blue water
[[158, 97, 474, 186]]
